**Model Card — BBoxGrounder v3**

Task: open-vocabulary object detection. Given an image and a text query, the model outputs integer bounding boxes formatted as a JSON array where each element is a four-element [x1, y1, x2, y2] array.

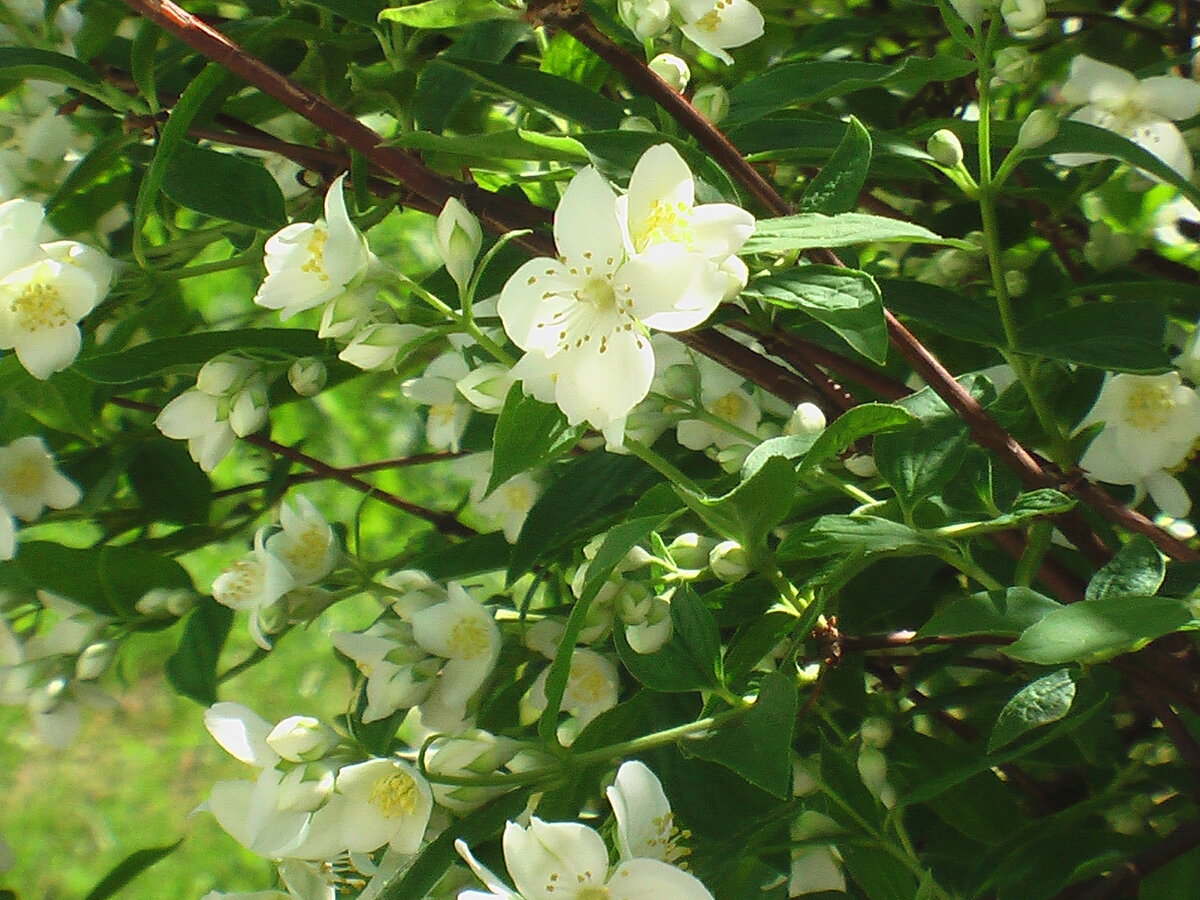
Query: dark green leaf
[[880, 279, 1005, 346], [0, 47, 103, 94], [487, 385, 583, 494], [918, 587, 1062, 638], [296, 0, 385, 24], [83, 840, 183, 900], [165, 599, 233, 706], [678, 455, 796, 552], [410, 532, 514, 580], [989, 669, 1077, 752], [129, 440, 212, 525], [687, 668, 797, 798], [395, 129, 588, 163], [1016, 302, 1169, 374], [440, 58, 626, 129], [615, 585, 722, 692], [162, 142, 286, 230], [414, 20, 529, 132], [800, 116, 872, 215], [746, 265, 887, 364], [931, 489, 1076, 538], [797, 403, 914, 473], [744, 213, 971, 254], [379, 0, 519, 27], [1085, 535, 1165, 604], [77, 329, 326, 383], [779, 515, 936, 560], [1005, 595, 1195, 665]]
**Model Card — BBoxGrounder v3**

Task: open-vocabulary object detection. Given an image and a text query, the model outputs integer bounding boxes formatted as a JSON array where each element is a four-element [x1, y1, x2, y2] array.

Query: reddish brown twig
[[211, 451, 471, 499], [108, 396, 475, 536]]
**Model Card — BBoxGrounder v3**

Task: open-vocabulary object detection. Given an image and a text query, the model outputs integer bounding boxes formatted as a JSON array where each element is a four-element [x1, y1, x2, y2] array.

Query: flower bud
[[691, 84, 730, 124], [619, 115, 657, 133], [456, 363, 511, 413], [135, 587, 195, 617], [228, 376, 270, 437], [29, 675, 69, 715], [624, 596, 673, 654], [338, 322, 425, 372], [618, 0, 671, 41], [948, 0, 989, 27], [1016, 109, 1059, 150], [666, 532, 716, 570], [860, 716, 893, 749], [926, 129, 964, 168], [197, 355, 250, 396], [1004, 269, 1028, 297], [993, 46, 1034, 84], [614, 581, 654, 625], [784, 402, 826, 436], [1000, 0, 1045, 32], [435, 197, 483, 293], [266, 715, 339, 762], [1083, 223, 1136, 271], [844, 454, 878, 478], [288, 357, 327, 397], [649, 53, 690, 92], [709, 539, 750, 582], [661, 362, 700, 399], [75, 641, 115, 680], [717, 443, 753, 473]]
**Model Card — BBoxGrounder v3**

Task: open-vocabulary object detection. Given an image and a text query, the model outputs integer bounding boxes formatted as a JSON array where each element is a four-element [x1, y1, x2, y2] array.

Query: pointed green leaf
[[1005, 595, 1194, 665], [744, 212, 972, 254], [989, 669, 1077, 752], [487, 385, 583, 494], [800, 116, 872, 215], [1085, 535, 1165, 604], [379, 0, 519, 27], [615, 585, 721, 692]]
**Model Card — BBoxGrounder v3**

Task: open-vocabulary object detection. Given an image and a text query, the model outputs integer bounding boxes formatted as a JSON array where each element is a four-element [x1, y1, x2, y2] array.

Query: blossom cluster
[[618, 0, 765, 64]]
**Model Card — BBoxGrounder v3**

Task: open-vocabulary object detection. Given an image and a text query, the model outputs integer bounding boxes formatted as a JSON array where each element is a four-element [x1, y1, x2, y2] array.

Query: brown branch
[[211, 451, 470, 499], [676, 328, 829, 411], [1058, 818, 1200, 899], [108, 396, 475, 536], [839, 630, 1015, 652]]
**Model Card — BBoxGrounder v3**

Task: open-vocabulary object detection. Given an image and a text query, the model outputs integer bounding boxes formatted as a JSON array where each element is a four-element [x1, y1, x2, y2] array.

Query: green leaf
[[165, 599, 233, 706], [0, 46, 104, 95], [678, 455, 796, 552], [297, 0, 386, 24], [932, 490, 1076, 538], [508, 452, 653, 582], [797, 402, 914, 473], [1005, 595, 1195, 665], [779, 515, 936, 560], [487, 386, 583, 494], [576, 515, 670, 605], [744, 212, 972, 254], [880, 279, 1005, 346], [76, 329, 327, 383], [800, 116, 872, 215], [128, 439, 213, 525], [918, 587, 1062, 638], [82, 840, 183, 900], [161, 142, 286, 230], [615, 585, 722, 692], [1016, 302, 1169, 374], [439, 58, 626, 129], [379, 0, 519, 27], [414, 20, 529, 132], [989, 669, 1077, 752], [745, 265, 887, 364], [687, 668, 797, 798], [394, 128, 588, 163], [409, 532, 514, 580], [1085, 535, 1165, 604], [1035, 119, 1200, 209]]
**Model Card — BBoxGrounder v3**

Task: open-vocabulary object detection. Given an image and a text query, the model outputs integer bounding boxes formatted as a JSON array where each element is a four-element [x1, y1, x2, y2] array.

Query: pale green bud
[[691, 84, 730, 124], [1004, 269, 1028, 297], [784, 402, 826, 436], [75, 641, 115, 680], [266, 715, 339, 762], [29, 675, 68, 715], [661, 362, 700, 399], [993, 46, 1035, 84], [860, 717, 893, 749], [844, 454, 878, 478], [435, 197, 483, 293], [709, 539, 750, 582], [619, 115, 658, 133], [927, 129, 964, 168], [288, 357, 327, 397], [666, 532, 716, 570], [1000, 0, 1045, 32], [649, 53, 690, 93], [1016, 109, 1059, 150], [228, 375, 270, 437], [197, 355, 251, 396]]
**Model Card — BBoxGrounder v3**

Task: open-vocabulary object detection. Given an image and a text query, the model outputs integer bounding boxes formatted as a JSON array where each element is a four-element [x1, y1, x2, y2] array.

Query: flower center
[[712, 391, 747, 421], [4, 460, 43, 496], [447, 617, 491, 659], [574, 886, 610, 900], [575, 276, 617, 312], [11, 280, 68, 331], [1122, 382, 1174, 430], [636, 199, 691, 251], [215, 559, 264, 607], [300, 227, 329, 281], [694, 7, 723, 32], [279, 527, 328, 576], [568, 662, 610, 705], [368, 770, 419, 818]]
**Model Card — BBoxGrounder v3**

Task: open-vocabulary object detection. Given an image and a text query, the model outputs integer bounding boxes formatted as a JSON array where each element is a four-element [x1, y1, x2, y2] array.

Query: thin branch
[[108, 396, 475, 536], [839, 630, 1015, 652], [677, 328, 831, 411], [211, 451, 470, 499], [1058, 817, 1200, 899]]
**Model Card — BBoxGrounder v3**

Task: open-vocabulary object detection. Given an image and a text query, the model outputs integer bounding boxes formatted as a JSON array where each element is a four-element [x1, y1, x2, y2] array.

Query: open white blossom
[[526, 647, 620, 737], [499, 147, 752, 447], [211, 534, 298, 649], [675, 0, 765, 64], [0, 435, 80, 525], [1077, 372, 1200, 517], [331, 622, 438, 723], [607, 760, 691, 865], [402, 351, 474, 452], [254, 173, 372, 319], [265, 496, 338, 586], [1051, 56, 1200, 180], [456, 817, 715, 900], [155, 357, 270, 472]]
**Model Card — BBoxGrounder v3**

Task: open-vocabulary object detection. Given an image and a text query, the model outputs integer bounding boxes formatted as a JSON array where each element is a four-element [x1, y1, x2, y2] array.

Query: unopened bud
[[618, 0, 670, 41], [844, 454, 878, 478], [649, 53, 690, 92], [1001, 0, 1045, 32], [228, 376, 270, 437], [784, 402, 826, 436], [619, 115, 657, 133], [691, 84, 730, 124], [457, 363, 511, 413], [338, 323, 424, 372], [266, 715, 339, 762], [666, 532, 716, 570], [709, 539, 750, 582], [1017, 109, 1058, 150], [29, 675, 69, 715], [435, 197, 483, 292], [993, 46, 1034, 84], [75, 642, 115, 680], [197, 355, 250, 396], [927, 129, 964, 168], [661, 362, 700, 400], [288, 357, 327, 397]]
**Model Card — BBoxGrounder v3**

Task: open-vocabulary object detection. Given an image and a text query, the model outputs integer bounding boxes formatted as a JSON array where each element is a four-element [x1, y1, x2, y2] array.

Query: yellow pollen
[[11, 280, 68, 331], [300, 228, 329, 281], [636, 199, 690, 251], [574, 277, 617, 312], [695, 8, 722, 32], [447, 617, 491, 658], [712, 391, 745, 421], [220, 559, 261, 603], [575, 886, 610, 899], [280, 527, 327, 573], [368, 770, 419, 818], [429, 403, 458, 427], [570, 665, 609, 704], [4, 460, 43, 495], [1122, 382, 1174, 430]]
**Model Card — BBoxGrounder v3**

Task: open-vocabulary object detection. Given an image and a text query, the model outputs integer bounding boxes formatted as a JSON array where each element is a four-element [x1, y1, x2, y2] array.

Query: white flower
[[212, 536, 298, 649], [435, 197, 482, 293], [526, 647, 620, 735], [338, 322, 426, 371], [207, 765, 335, 860], [1051, 56, 1200, 180], [266, 496, 338, 586], [403, 352, 474, 452], [0, 435, 81, 521], [619, 0, 671, 41], [331, 623, 438, 723], [206, 701, 281, 768], [456, 817, 715, 900], [0, 501, 14, 560], [1153, 196, 1200, 247], [1077, 372, 1200, 517], [254, 174, 372, 319], [0, 241, 112, 379], [499, 148, 750, 446], [266, 716, 339, 763], [313, 758, 434, 856], [676, 385, 760, 451], [607, 760, 691, 864], [674, 0, 765, 65], [425, 729, 522, 813], [155, 389, 236, 473]]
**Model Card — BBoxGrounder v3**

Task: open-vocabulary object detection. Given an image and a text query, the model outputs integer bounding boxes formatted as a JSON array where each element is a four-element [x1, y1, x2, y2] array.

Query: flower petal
[[1060, 55, 1137, 107], [503, 818, 610, 899], [498, 258, 579, 353], [618, 243, 726, 332], [552, 326, 655, 433], [553, 167, 624, 268], [606, 857, 716, 899], [1133, 75, 1200, 122]]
